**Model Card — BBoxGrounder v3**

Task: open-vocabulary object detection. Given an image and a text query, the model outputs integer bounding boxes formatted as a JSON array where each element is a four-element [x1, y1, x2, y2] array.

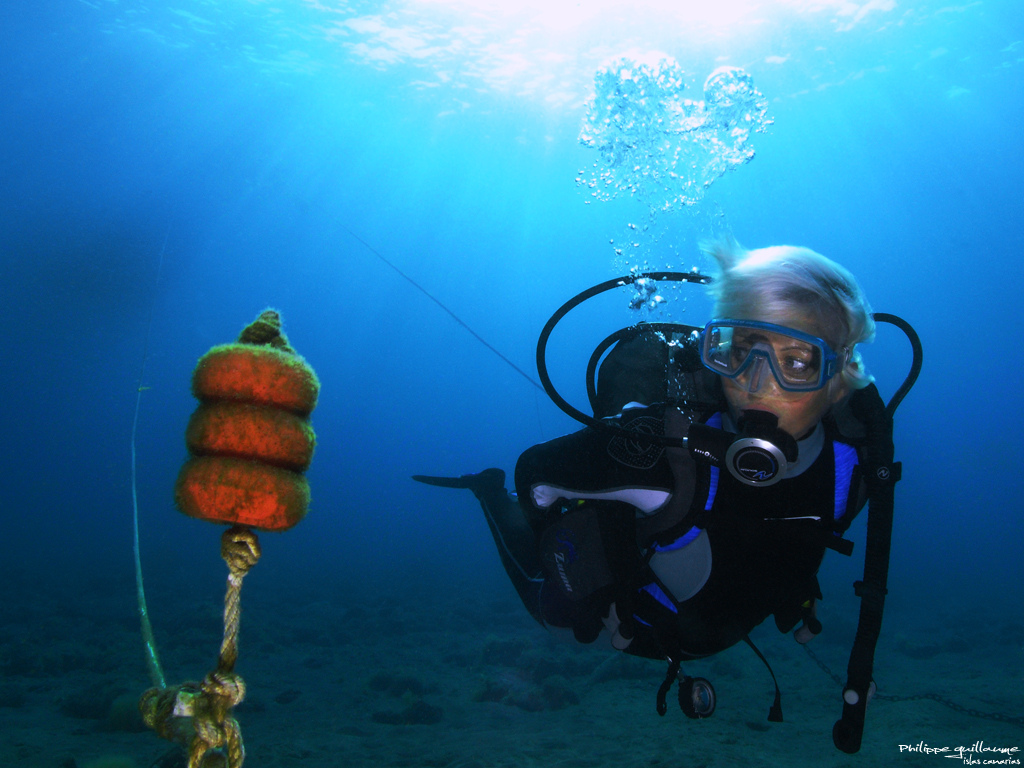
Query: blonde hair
[[702, 237, 875, 391]]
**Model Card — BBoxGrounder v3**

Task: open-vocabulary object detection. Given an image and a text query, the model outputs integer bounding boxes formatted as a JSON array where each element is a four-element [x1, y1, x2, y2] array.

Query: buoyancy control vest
[[629, 412, 864, 661]]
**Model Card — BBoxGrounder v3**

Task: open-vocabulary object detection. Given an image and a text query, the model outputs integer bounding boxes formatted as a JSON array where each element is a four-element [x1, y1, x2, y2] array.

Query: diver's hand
[[602, 603, 634, 650]]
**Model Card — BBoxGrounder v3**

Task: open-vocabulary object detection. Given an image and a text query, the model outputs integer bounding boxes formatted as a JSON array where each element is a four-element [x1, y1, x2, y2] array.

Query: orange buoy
[[176, 456, 310, 531], [193, 345, 318, 416], [174, 310, 319, 532], [185, 402, 315, 472]]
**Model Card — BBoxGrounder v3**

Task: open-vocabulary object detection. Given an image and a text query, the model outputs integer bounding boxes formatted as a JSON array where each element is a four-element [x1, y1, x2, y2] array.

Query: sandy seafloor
[[1, 550, 1020, 768]]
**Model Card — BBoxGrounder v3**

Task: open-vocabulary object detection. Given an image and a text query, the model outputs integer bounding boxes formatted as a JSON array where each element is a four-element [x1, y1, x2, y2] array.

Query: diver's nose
[[744, 355, 769, 393]]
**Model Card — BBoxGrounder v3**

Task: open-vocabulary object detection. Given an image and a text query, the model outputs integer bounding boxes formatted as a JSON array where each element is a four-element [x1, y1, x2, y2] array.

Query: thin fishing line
[[342, 225, 544, 392], [132, 227, 169, 690]]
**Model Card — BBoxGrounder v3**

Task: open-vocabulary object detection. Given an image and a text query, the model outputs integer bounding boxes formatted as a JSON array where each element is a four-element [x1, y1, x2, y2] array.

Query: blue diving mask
[[699, 319, 847, 393]]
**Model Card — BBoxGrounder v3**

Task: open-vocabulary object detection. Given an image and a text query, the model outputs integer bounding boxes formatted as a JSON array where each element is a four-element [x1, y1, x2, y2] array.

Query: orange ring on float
[[175, 455, 310, 532], [185, 402, 316, 472], [193, 345, 319, 416]]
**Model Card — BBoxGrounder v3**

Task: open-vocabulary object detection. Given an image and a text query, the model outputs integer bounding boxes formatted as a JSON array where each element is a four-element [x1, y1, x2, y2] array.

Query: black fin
[[412, 468, 506, 496]]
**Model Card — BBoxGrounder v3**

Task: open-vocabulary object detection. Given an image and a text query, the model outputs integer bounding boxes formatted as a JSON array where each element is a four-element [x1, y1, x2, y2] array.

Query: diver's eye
[[780, 352, 819, 380], [783, 356, 809, 372]]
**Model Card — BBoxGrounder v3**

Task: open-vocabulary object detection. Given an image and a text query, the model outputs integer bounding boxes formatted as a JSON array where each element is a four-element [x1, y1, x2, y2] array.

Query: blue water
[[2, 0, 1023, 759]]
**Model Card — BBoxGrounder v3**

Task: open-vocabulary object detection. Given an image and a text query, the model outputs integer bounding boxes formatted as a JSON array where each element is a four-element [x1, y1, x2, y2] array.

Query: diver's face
[[720, 315, 848, 440]]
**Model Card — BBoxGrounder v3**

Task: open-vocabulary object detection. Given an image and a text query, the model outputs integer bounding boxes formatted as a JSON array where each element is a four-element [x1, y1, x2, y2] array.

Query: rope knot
[[201, 670, 246, 709], [221, 526, 261, 579], [188, 672, 246, 768]]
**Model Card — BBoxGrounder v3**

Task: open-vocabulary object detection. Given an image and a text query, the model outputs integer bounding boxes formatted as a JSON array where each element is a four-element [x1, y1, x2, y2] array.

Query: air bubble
[[578, 58, 772, 210]]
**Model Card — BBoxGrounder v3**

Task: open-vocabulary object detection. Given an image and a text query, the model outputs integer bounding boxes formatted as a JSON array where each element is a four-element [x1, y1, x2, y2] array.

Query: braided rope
[[140, 526, 260, 768], [218, 527, 261, 674]]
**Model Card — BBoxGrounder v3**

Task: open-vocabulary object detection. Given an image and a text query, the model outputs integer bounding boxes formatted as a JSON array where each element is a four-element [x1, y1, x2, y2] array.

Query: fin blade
[[412, 468, 506, 493], [412, 474, 476, 489]]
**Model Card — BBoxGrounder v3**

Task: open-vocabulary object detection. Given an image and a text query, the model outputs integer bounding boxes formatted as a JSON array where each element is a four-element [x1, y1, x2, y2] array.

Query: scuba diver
[[415, 239, 920, 753]]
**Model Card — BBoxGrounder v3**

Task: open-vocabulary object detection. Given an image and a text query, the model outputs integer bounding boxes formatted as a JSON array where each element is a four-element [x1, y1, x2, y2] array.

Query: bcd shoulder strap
[[833, 383, 901, 754]]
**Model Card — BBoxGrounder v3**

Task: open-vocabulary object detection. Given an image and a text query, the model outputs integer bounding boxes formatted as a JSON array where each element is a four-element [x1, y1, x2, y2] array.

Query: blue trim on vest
[[641, 581, 678, 614], [704, 412, 723, 511], [654, 526, 701, 552], [833, 441, 858, 522]]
